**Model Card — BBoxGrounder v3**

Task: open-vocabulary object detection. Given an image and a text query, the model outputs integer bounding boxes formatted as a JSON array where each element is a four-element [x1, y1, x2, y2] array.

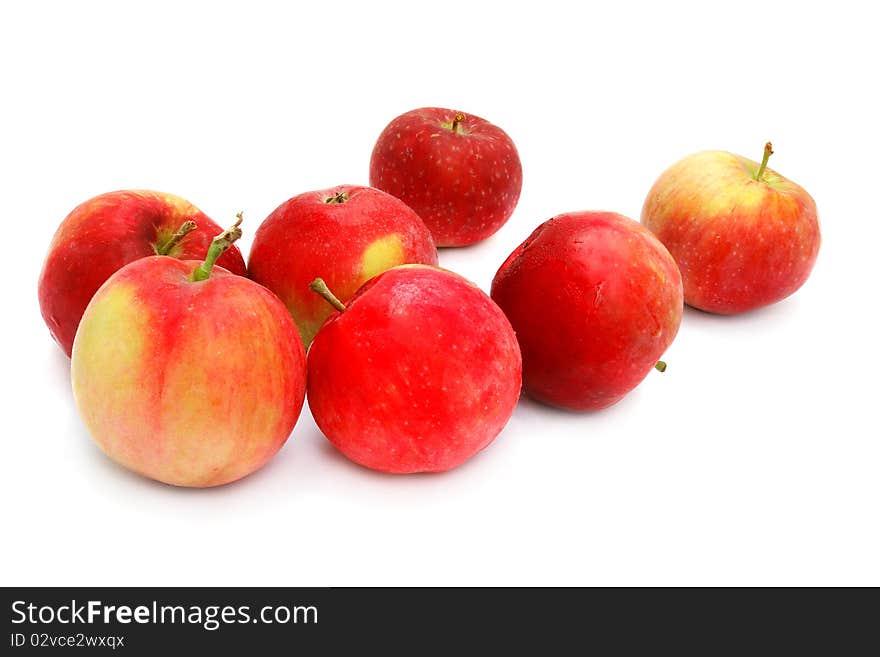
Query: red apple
[[248, 185, 438, 346], [491, 212, 683, 411], [307, 265, 522, 473], [369, 107, 523, 247], [38, 190, 248, 356], [641, 143, 821, 314], [71, 219, 306, 487]]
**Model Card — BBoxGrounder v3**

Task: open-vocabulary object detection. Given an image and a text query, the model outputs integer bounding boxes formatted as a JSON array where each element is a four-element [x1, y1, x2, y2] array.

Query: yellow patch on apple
[[361, 234, 405, 280]]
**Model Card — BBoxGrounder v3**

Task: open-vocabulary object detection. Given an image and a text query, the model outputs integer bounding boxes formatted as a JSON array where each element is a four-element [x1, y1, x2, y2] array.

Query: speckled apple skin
[[491, 212, 683, 411], [641, 150, 820, 314], [39, 190, 248, 357], [307, 265, 522, 474], [369, 107, 522, 247], [71, 256, 306, 488], [248, 185, 438, 346]]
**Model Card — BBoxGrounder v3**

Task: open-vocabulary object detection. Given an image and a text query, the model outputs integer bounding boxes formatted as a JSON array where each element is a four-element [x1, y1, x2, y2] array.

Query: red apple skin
[[491, 212, 683, 411], [307, 265, 522, 474], [248, 185, 438, 346], [641, 149, 820, 314], [369, 107, 523, 247], [71, 256, 306, 488], [38, 190, 248, 357]]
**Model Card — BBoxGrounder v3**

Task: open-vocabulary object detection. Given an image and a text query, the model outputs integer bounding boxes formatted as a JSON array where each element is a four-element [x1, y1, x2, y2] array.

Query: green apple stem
[[155, 220, 197, 256], [755, 141, 774, 181], [309, 278, 346, 312], [325, 191, 349, 204], [190, 213, 243, 282], [451, 112, 465, 133], [654, 361, 667, 373]]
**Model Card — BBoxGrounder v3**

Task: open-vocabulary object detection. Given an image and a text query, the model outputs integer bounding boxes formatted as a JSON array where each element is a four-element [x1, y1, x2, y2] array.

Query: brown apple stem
[[325, 191, 349, 204], [309, 278, 346, 312], [190, 213, 243, 282], [451, 112, 465, 132], [755, 141, 774, 181], [156, 219, 197, 255], [654, 361, 667, 373]]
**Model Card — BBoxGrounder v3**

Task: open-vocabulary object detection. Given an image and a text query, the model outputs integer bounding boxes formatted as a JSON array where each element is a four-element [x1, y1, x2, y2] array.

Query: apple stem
[[325, 191, 349, 204], [309, 278, 346, 313], [755, 141, 774, 181], [190, 213, 243, 282], [451, 112, 465, 133], [155, 219, 197, 256], [654, 361, 667, 373]]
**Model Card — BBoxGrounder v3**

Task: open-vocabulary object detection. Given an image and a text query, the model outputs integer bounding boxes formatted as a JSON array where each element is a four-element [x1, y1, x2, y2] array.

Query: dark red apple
[[248, 185, 438, 346], [641, 143, 820, 314], [307, 265, 522, 473], [491, 212, 683, 411], [38, 190, 247, 356], [369, 107, 522, 247]]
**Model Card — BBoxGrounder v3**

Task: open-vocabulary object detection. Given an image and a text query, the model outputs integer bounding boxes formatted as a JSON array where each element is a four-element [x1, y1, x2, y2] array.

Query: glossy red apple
[[38, 190, 247, 356], [491, 212, 683, 411], [307, 265, 522, 473], [641, 143, 820, 314], [71, 219, 306, 487], [248, 185, 438, 346], [369, 107, 522, 247]]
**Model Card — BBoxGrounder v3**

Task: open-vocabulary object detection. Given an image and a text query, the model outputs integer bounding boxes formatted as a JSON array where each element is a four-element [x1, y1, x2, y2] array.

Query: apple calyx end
[[309, 278, 347, 313], [654, 361, 667, 373], [190, 213, 243, 282]]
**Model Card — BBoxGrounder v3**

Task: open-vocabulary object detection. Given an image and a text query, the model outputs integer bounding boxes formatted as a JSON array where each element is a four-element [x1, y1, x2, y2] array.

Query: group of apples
[[38, 107, 821, 487]]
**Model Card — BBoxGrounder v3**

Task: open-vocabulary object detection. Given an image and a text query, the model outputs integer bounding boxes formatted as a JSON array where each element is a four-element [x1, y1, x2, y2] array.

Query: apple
[[71, 218, 306, 487], [491, 211, 683, 411], [38, 190, 248, 356], [641, 143, 821, 314], [248, 185, 438, 346], [307, 265, 522, 473], [369, 107, 523, 247]]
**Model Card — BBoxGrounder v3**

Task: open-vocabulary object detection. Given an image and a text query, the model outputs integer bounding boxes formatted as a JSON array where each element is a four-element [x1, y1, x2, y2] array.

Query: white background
[[2, 1, 878, 586]]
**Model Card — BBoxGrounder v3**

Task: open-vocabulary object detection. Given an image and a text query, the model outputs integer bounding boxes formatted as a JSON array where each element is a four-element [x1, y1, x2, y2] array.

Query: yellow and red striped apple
[[71, 219, 305, 487], [641, 143, 820, 314]]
